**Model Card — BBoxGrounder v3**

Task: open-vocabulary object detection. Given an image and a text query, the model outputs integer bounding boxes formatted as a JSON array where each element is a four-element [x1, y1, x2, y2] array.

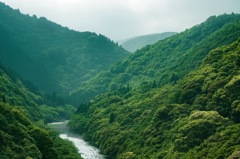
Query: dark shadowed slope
[[0, 64, 82, 159], [0, 2, 129, 94]]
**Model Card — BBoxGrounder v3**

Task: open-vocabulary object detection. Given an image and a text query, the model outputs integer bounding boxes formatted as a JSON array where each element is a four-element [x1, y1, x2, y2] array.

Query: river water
[[49, 121, 105, 159]]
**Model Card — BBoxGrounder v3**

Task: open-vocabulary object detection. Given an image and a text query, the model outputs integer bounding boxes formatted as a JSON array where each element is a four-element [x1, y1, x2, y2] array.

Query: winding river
[[49, 121, 105, 159]]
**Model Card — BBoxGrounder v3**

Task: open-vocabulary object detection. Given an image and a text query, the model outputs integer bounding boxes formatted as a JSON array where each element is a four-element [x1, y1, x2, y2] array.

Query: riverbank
[[49, 121, 105, 159]]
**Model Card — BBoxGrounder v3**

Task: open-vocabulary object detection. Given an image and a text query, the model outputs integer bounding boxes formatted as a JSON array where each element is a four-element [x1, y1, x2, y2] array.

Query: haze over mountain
[[0, 2, 129, 95], [119, 32, 177, 52], [70, 14, 240, 158], [1, 1, 240, 159], [1, 0, 240, 40], [71, 13, 240, 103]]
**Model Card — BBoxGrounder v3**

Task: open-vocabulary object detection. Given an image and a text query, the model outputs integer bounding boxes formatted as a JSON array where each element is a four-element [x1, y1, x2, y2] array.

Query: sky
[[1, 0, 240, 41]]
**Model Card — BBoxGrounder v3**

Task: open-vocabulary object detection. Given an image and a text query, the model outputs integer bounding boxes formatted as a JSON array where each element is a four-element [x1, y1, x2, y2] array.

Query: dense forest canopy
[[0, 2, 129, 95], [1, 1, 240, 159], [0, 63, 82, 158], [70, 35, 240, 159], [71, 13, 240, 103], [0, 2, 129, 158]]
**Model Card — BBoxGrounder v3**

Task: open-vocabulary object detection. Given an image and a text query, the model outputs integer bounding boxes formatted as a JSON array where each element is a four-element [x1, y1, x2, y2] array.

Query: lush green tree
[[0, 2, 129, 96], [69, 36, 240, 158], [0, 59, 82, 159], [72, 13, 240, 103], [2, 95, 6, 103]]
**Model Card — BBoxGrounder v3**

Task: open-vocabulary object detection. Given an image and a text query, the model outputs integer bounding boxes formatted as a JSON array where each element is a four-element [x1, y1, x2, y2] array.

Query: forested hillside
[[0, 3, 128, 158], [119, 32, 177, 52], [71, 14, 240, 103], [0, 63, 77, 123], [0, 2, 129, 94], [69, 37, 240, 158], [1, 1, 240, 158], [0, 65, 82, 158]]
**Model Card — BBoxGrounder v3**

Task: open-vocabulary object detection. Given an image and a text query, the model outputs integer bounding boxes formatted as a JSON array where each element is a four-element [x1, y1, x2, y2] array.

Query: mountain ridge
[[69, 33, 240, 159], [1, 2, 240, 158], [0, 2, 129, 95], [118, 32, 177, 52], [71, 13, 240, 103]]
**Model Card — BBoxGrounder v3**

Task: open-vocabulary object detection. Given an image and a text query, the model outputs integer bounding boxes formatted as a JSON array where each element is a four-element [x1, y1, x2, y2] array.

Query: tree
[[152, 80, 157, 88], [170, 73, 179, 83], [2, 95, 6, 103], [109, 113, 115, 124]]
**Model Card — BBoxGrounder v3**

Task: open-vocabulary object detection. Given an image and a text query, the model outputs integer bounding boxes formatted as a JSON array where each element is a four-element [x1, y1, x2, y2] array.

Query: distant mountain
[[119, 32, 177, 52], [0, 2, 129, 95], [69, 14, 240, 158], [71, 14, 240, 103]]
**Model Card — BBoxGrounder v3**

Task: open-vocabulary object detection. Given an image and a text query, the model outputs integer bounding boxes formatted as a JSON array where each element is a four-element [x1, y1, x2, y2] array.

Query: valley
[[49, 121, 105, 159], [0, 1, 240, 159]]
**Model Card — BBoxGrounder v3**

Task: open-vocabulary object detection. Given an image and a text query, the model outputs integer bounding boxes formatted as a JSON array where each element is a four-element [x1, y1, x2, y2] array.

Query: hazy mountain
[[1, 1, 240, 158], [119, 32, 177, 52], [69, 14, 240, 158], [0, 2, 129, 95], [71, 14, 240, 103]]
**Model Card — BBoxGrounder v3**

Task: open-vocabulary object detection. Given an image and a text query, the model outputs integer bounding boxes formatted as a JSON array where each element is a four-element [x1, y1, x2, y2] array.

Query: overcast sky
[[1, 0, 240, 41]]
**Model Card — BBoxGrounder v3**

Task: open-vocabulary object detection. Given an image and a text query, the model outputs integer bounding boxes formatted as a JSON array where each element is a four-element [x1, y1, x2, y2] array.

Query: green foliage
[[52, 134, 82, 159], [29, 126, 57, 159], [0, 102, 82, 159], [0, 2, 129, 96], [40, 123, 83, 159], [39, 104, 76, 123], [1, 3, 240, 158], [69, 35, 240, 158], [0, 103, 44, 159], [0, 65, 42, 120], [0, 59, 81, 158], [72, 13, 240, 103], [181, 124, 240, 159], [174, 111, 230, 152], [109, 113, 115, 124]]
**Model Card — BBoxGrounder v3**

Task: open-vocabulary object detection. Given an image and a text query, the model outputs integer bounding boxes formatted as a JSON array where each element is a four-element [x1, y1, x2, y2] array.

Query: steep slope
[[0, 103, 82, 159], [0, 64, 76, 122], [0, 64, 42, 120], [69, 37, 240, 158], [119, 32, 177, 52], [0, 2, 129, 94], [71, 14, 240, 103], [0, 65, 82, 158]]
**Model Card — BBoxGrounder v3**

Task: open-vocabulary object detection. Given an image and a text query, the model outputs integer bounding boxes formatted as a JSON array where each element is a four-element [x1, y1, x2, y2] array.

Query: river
[[48, 121, 105, 159]]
